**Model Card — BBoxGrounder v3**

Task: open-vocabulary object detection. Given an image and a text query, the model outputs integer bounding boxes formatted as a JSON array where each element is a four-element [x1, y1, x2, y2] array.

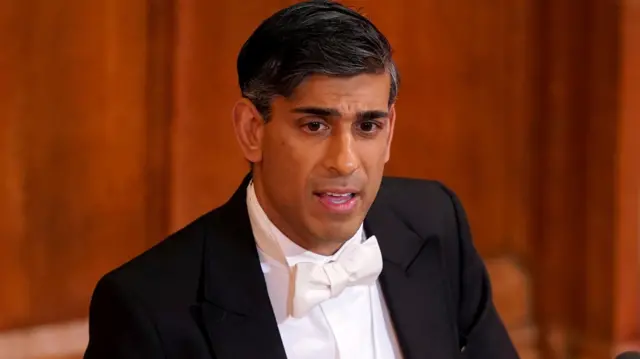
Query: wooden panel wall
[[532, 0, 640, 357], [617, 0, 640, 348], [172, 0, 290, 228], [0, 1, 638, 359], [0, 0, 172, 330]]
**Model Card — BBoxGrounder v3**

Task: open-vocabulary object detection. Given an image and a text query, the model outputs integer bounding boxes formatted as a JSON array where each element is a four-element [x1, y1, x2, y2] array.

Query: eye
[[357, 121, 380, 133], [303, 121, 329, 133]]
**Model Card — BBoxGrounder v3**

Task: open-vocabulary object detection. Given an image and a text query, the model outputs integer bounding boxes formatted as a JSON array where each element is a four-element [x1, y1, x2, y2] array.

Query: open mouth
[[313, 191, 359, 213], [315, 192, 356, 204]]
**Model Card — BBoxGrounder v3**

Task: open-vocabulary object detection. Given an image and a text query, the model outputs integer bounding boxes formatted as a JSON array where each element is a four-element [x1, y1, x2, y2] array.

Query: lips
[[318, 192, 355, 204], [313, 191, 359, 213]]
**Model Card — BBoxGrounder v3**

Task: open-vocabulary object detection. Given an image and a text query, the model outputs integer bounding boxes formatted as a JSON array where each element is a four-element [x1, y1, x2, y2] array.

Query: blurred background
[[1, 0, 638, 358]]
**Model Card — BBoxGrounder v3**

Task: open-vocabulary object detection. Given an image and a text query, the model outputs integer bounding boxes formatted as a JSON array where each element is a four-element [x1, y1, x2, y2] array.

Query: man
[[84, 1, 519, 358]]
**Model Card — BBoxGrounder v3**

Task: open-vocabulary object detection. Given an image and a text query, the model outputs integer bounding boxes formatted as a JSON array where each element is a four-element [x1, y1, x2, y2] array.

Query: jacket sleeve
[[442, 185, 520, 359], [84, 275, 165, 359]]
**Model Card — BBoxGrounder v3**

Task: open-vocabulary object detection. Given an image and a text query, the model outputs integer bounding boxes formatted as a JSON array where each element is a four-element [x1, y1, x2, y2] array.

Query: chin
[[320, 222, 363, 243], [308, 207, 366, 240]]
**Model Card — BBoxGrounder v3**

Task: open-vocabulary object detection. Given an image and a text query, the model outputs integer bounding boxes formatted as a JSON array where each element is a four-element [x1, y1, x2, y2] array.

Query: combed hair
[[237, 0, 400, 120]]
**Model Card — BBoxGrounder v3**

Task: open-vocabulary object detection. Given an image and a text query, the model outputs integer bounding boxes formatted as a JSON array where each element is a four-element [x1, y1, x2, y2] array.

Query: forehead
[[285, 73, 391, 111]]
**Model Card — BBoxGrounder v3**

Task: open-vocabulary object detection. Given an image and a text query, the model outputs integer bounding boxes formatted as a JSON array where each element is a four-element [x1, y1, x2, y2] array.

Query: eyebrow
[[291, 106, 389, 121]]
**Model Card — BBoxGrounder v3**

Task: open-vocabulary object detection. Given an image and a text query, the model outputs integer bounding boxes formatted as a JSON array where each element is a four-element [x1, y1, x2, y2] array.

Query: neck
[[304, 242, 344, 256]]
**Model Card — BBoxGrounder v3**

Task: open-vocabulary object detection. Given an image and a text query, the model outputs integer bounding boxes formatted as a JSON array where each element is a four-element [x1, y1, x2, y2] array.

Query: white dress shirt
[[246, 183, 403, 359]]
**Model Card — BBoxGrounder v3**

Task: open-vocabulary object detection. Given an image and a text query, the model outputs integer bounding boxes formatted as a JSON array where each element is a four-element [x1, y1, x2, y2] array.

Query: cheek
[[263, 137, 294, 172], [358, 140, 390, 169], [263, 135, 317, 187]]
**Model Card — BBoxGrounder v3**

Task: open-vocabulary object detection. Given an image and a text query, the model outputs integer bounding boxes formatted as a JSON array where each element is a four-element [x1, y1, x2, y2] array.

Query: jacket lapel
[[365, 182, 459, 359], [196, 174, 288, 359]]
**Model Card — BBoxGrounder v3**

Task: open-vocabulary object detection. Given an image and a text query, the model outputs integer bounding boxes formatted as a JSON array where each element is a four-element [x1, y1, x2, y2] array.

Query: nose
[[323, 130, 359, 176]]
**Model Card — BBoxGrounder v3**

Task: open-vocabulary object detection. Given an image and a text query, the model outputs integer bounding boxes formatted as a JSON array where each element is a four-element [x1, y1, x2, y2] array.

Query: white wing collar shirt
[[246, 182, 403, 359]]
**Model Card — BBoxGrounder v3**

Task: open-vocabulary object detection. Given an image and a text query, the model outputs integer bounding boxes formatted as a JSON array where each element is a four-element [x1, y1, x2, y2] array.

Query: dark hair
[[237, 0, 400, 120]]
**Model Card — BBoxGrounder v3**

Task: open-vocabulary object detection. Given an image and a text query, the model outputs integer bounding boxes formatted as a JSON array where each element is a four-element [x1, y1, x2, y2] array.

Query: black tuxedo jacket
[[84, 176, 519, 359]]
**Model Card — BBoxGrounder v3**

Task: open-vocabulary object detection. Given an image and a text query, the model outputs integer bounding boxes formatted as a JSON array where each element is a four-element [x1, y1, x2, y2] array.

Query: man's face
[[235, 73, 395, 253]]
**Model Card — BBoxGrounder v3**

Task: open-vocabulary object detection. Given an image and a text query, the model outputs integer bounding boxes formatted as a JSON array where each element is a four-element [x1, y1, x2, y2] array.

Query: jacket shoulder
[[378, 176, 461, 227], [93, 208, 220, 306], [380, 176, 451, 199]]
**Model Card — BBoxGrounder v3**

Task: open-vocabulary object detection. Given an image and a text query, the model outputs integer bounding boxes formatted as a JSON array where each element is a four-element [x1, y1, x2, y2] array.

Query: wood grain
[[172, 0, 290, 228], [0, 1, 637, 356], [531, 0, 591, 355], [613, 0, 639, 347], [532, 0, 640, 356], [0, 0, 172, 330], [0, 0, 30, 334]]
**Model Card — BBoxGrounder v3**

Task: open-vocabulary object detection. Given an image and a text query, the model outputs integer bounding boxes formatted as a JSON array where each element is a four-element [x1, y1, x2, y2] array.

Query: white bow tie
[[290, 235, 383, 318]]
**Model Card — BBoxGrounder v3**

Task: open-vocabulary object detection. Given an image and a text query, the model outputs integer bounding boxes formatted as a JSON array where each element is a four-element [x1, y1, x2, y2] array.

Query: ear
[[384, 104, 396, 163], [232, 98, 265, 164]]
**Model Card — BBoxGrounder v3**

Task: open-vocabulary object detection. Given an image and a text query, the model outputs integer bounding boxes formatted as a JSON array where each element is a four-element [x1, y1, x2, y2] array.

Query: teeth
[[326, 192, 351, 197], [327, 196, 351, 204]]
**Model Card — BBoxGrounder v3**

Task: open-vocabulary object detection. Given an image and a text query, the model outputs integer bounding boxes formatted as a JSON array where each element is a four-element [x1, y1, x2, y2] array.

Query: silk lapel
[[196, 174, 287, 359], [364, 180, 459, 359]]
